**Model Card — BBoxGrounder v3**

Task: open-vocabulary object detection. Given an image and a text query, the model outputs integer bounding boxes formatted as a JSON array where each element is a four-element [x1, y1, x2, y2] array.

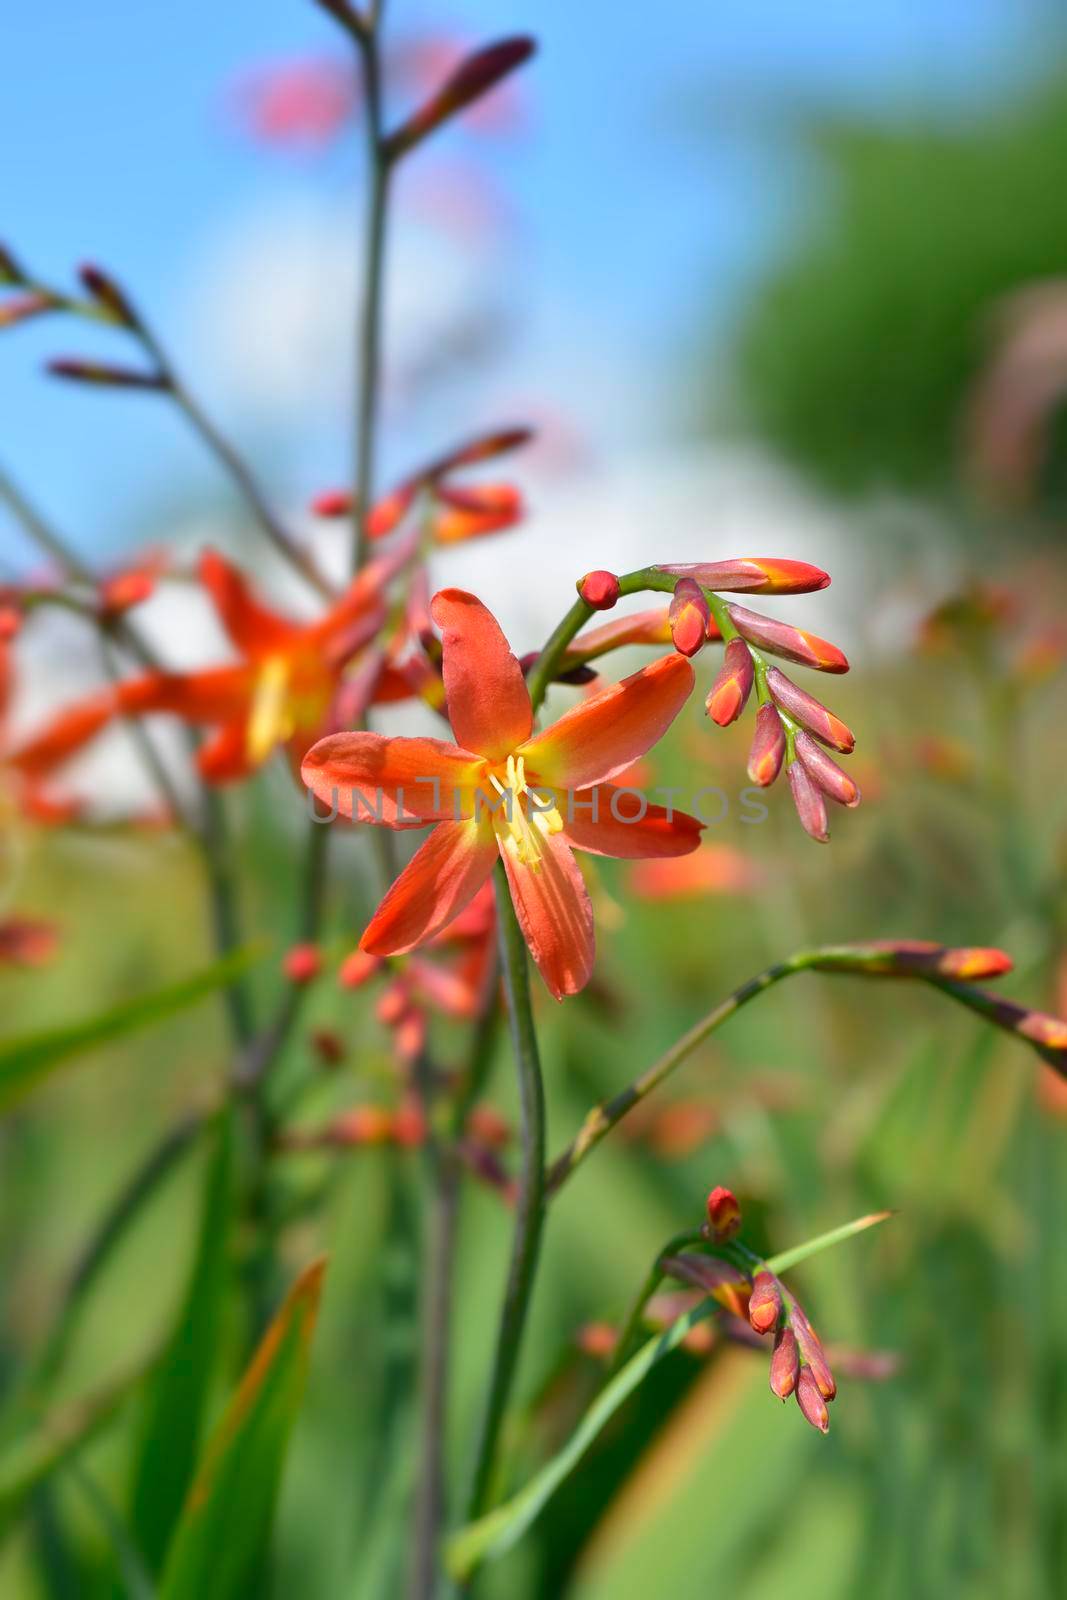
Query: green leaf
[[128, 1109, 236, 1575], [762, 1209, 894, 1276], [0, 945, 262, 1112], [158, 1256, 327, 1600], [446, 1298, 718, 1582]]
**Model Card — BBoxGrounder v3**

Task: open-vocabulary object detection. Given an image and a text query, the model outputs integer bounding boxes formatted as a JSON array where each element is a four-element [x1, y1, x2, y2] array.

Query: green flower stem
[[606, 1228, 706, 1379], [545, 957, 803, 1195], [465, 867, 547, 1521]]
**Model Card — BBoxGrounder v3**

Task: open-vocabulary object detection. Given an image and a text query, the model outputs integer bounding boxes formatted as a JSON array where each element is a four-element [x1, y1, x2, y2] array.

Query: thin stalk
[[408, 1149, 460, 1600], [606, 1228, 705, 1379], [465, 869, 547, 1519], [351, 29, 390, 573], [545, 958, 802, 1194]]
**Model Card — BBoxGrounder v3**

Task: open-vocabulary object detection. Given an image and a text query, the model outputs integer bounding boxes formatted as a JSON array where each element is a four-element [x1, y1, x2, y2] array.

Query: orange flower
[[303, 589, 701, 998], [9, 545, 396, 786]]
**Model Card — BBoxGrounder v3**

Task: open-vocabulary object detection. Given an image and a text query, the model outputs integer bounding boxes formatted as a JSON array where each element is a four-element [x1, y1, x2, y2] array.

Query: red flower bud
[[788, 759, 829, 842], [78, 263, 137, 326], [765, 667, 854, 753], [748, 1271, 782, 1335], [727, 604, 849, 674], [282, 943, 322, 984], [386, 36, 536, 161], [769, 1325, 799, 1398], [706, 638, 754, 725], [0, 244, 26, 284], [795, 1365, 830, 1432], [747, 704, 786, 787], [98, 570, 155, 617], [808, 941, 1014, 982], [669, 577, 711, 658], [706, 1184, 741, 1239], [47, 358, 167, 390], [428, 425, 534, 477], [795, 730, 860, 808], [577, 570, 621, 610], [310, 488, 354, 517], [658, 558, 830, 595]]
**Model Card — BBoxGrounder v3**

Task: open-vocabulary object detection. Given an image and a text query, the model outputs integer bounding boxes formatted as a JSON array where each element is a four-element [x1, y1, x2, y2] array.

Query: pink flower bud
[[795, 1366, 830, 1432], [339, 948, 383, 989], [788, 759, 830, 842], [747, 704, 786, 787], [791, 1305, 837, 1399], [727, 604, 849, 673], [577, 570, 621, 610], [47, 358, 167, 390], [769, 1325, 799, 1398], [670, 578, 711, 658], [387, 36, 536, 160], [78, 263, 137, 326], [765, 667, 854, 753], [795, 731, 860, 808], [658, 558, 830, 595], [0, 292, 54, 330], [706, 638, 754, 725]]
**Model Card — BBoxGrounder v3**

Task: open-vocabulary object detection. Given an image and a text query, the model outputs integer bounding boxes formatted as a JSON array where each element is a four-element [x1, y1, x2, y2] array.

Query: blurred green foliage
[[731, 67, 1067, 504]]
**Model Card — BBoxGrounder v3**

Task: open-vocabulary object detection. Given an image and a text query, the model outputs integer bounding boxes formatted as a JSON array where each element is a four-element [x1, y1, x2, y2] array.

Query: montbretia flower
[[9, 544, 399, 785], [312, 424, 530, 547], [706, 638, 754, 726], [302, 589, 701, 998]]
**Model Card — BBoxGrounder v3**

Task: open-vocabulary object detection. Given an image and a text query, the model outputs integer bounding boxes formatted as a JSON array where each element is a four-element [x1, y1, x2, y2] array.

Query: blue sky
[[2, 0, 1062, 570]]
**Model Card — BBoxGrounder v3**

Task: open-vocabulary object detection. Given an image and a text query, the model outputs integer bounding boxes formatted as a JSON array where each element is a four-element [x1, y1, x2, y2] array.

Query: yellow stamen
[[487, 754, 563, 870], [247, 655, 296, 762]]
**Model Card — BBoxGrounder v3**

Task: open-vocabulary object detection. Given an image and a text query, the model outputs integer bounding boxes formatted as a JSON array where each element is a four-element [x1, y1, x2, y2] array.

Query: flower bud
[[747, 1271, 782, 1335], [282, 942, 322, 984], [705, 1184, 741, 1239], [47, 358, 167, 390], [78, 263, 138, 326], [98, 570, 155, 617], [386, 36, 536, 160], [430, 425, 534, 475], [791, 1306, 837, 1399], [310, 488, 354, 517], [795, 1365, 830, 1433], [769, 1325, 799, 1398], [795, 730, 860, 808], [765, 667, 854, 753], [706, 638, 754, 725], [0, 244, 26, 284], [747, 704, 786, 787], [727, 604, 849, 674], [788, 759, 829, 842], [434, 483, 522, 544], [577, 569, 622, 610], [657, 558, 830, 595], [329, 1106, 394, 1146], [669, 577, 711, 658]]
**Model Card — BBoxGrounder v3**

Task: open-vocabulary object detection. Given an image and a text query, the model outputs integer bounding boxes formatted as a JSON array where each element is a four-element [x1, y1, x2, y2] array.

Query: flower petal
[[8, 691, 117, 780], [301, 731, 484, 826], [501, 831, 594, 999], [361, 820, 498, 955], [560, 786, 703, 859], [197, 720, 257, 784], [430, 588, 532, 759], [519, 653, 694, 791], [199, 549, 302, 657]]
